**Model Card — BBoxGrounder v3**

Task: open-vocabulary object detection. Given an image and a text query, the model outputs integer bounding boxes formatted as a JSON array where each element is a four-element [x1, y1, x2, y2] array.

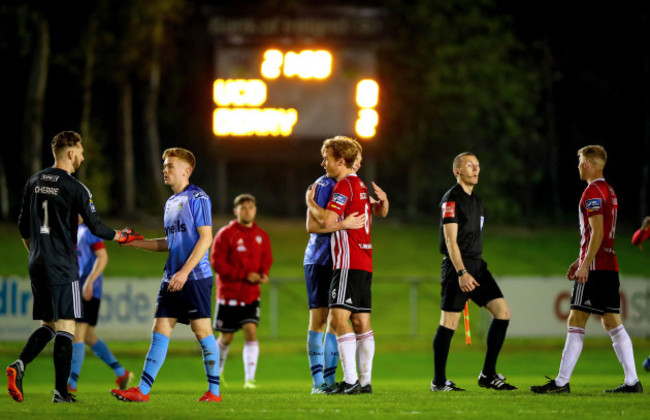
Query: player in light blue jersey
[[111, 147, 221, 403], [67, 217, 133, 393], [304, 140, 365, 394]]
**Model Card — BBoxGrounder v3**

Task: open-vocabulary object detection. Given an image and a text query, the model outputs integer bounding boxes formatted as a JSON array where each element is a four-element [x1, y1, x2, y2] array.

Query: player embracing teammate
[[305, 136, 389, 394]]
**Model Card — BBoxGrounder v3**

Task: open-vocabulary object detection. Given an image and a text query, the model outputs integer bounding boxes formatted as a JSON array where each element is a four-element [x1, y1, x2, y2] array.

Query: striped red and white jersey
[[326, 174, 372, 272], [578, 178, 618, 271]]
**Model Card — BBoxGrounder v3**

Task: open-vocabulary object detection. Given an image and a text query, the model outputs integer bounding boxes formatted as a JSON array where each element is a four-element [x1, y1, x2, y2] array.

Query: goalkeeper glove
[[117, 228, 143, 244]]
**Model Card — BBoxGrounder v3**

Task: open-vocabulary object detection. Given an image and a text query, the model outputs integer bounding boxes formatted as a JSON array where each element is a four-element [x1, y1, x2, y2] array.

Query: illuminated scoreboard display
[[208, 9, 384, 140]]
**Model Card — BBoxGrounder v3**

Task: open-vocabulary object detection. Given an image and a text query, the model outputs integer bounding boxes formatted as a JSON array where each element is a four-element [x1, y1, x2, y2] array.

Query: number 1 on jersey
[[40, 200, 51, 234]]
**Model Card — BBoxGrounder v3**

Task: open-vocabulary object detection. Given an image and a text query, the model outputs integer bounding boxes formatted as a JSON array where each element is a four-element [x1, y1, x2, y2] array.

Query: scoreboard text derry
[[212, 48, 379, 139]]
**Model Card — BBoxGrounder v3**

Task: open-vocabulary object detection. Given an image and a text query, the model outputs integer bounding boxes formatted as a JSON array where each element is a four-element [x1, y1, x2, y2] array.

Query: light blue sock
[[67, 342, 85, 389], [138, 332, 169, 395], [323, 332, 339, 385], [199, 335, 220, 395], [307, 330, 325, 387], [90, 339, 126, 377]]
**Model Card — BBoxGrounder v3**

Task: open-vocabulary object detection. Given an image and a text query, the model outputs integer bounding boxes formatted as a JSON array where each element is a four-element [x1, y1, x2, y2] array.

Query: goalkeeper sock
[[433, 326, 455, 386], [19, 325, 56, 366], [556, 326, 584, 386], [482, 319, 509, 377], [323, 332, 339, 386], [199, 335, 220, 395], [68, 342, 85, 389], [53, 332, 74, 396], [91, 339, 126, 377], [307, 330, 325, 387], [609, 325, 639, 385], [138, 332, 169, 395]]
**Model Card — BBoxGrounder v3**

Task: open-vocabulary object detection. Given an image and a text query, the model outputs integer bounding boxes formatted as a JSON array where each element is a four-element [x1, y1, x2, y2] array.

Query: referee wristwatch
[[457, 269, 468, 277]]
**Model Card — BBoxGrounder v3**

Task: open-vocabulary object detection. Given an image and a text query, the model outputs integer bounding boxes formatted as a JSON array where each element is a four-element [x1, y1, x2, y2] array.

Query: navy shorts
[[304, 264, 333, 309], [155, 277, 213, 324], [570, 270, 620, 315], [213, 300, 260, 332], [78, 297, 101, 326], [440, 257, 504, 312]]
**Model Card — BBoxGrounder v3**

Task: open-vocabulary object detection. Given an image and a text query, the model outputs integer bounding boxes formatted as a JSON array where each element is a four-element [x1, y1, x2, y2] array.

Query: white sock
[[217, 337, 230, 375], [356, 330, 375, 387], [243, 341, 259, 381], [609, 325, 639, 385], [337, 333, 358, 384], [556, 326, 584, 386]]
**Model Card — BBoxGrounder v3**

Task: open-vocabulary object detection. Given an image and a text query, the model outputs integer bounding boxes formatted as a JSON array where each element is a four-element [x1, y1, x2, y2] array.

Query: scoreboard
[[208, 8, 384, 140]]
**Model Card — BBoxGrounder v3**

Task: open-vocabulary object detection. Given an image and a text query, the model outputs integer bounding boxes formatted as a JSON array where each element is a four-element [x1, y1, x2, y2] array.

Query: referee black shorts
[[440, 257, 504, 312]]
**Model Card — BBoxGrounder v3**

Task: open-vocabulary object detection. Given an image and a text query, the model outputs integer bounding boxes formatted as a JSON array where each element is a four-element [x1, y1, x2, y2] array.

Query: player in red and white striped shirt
[[531, 145, 642, 394], [306, 136, 388, 394]]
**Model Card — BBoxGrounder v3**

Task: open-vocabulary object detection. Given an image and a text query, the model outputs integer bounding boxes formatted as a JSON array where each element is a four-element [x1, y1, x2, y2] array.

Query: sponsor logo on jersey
[[193, 191, 209, 200], [34, 186, 59, 195], [332, 193, 348, 206], [40, 174, 59, 182], [360, 192, 368, 200], [237, 238, 247, 252], [442, 201, 455, 218], [585, 198, 602, 212], [255, 235, 263, 244], [359, 243, 372, 249], [164, 220, 187, 235]]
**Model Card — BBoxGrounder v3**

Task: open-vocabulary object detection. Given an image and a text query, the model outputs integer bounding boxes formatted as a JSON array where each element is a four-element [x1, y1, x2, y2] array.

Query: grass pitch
[[1, 338, 648, 419]]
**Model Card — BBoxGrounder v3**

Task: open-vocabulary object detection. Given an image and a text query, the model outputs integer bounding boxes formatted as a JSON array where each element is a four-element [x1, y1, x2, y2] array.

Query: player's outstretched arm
[[306, 209, 365, 233], [370, 182, 389, 218], [121, 236, 168, 252]]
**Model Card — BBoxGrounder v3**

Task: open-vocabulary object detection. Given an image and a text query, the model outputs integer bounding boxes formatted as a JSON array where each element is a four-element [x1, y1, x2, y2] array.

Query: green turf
[[1, 338, 648, 419]]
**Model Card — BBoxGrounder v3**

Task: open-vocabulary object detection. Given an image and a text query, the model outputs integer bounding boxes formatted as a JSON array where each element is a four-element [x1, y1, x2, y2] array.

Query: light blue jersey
[[77, 223, 104, 299], [163, 184, 213, 282], [303, 175, 336, 266]]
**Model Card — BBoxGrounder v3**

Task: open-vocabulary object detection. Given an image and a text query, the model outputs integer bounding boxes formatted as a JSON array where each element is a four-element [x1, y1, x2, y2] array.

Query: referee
[[7, 131, 141, 403], [430, 152, 516, 392]]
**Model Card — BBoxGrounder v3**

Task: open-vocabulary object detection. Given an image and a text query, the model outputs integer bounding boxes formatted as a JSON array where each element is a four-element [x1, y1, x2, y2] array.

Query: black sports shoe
[[6, 360, 25, 403], [604, 381, 643, 393], [430, 380, 465, 392], [478, 372, 517, 390], [530, 376, 570, 394], [52, 390, 77, 403], [327, 380, 362, 395], [361, 384, 373, 394]]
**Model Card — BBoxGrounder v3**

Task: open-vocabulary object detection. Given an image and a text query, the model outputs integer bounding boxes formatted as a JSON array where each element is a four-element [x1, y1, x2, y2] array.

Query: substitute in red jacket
[[210, 194, 272, 389]]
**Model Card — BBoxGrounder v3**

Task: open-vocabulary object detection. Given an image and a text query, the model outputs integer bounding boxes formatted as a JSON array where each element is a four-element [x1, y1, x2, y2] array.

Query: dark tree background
[[1, 0, 648, 227]]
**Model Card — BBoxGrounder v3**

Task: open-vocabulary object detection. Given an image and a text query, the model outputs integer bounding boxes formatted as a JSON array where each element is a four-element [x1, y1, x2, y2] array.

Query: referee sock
[[19, 325, 56, 367], [199, 335, 221, 396], [53, 331, 74, 396], [433, 326, 455, 386], [609, 325, 639, 385], [323, 332, 339, 386], [482, 319, 509, 377], [307, 330, 325, 387], [337, 333, 358, 384], [217, 336, 230, 375], [67, 342, 85, 390], [356, 330, 375, 387], [555, 326, 584, 386], [138, 332, 169, 395], [91, 339, 126, 377]]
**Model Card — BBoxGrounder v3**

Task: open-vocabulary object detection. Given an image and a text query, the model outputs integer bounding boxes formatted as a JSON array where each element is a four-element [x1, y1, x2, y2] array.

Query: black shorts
[[213, 300, 260, 332], [29, 263, 82, 321], [77, 298, 100, 326], [329, 269, 372, 313], [440, 257, 504, 312], [570, 270, 620, 315], [154, 277, 213, 325], [304, 264, 332, 309]]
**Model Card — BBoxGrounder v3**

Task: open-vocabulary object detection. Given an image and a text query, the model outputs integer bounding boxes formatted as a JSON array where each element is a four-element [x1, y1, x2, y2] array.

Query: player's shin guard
[[243, 341, 259, 382], [433, 326, 454, 386], [337, 333, 358, 384], [53, 332, 74, 396], [482, 319, 509, 377], [68, 342, 85, 390], [199, 335, 221, 396], [609, 325, 639, 385], [356, 331, 375, 387], [323, 332, 339, 386], [556, 326, 584, 386], [91, 339, 125, 377], [307, 330, 325, 386], [138, 332, 170, 395], [19, 325, 56, 366]]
